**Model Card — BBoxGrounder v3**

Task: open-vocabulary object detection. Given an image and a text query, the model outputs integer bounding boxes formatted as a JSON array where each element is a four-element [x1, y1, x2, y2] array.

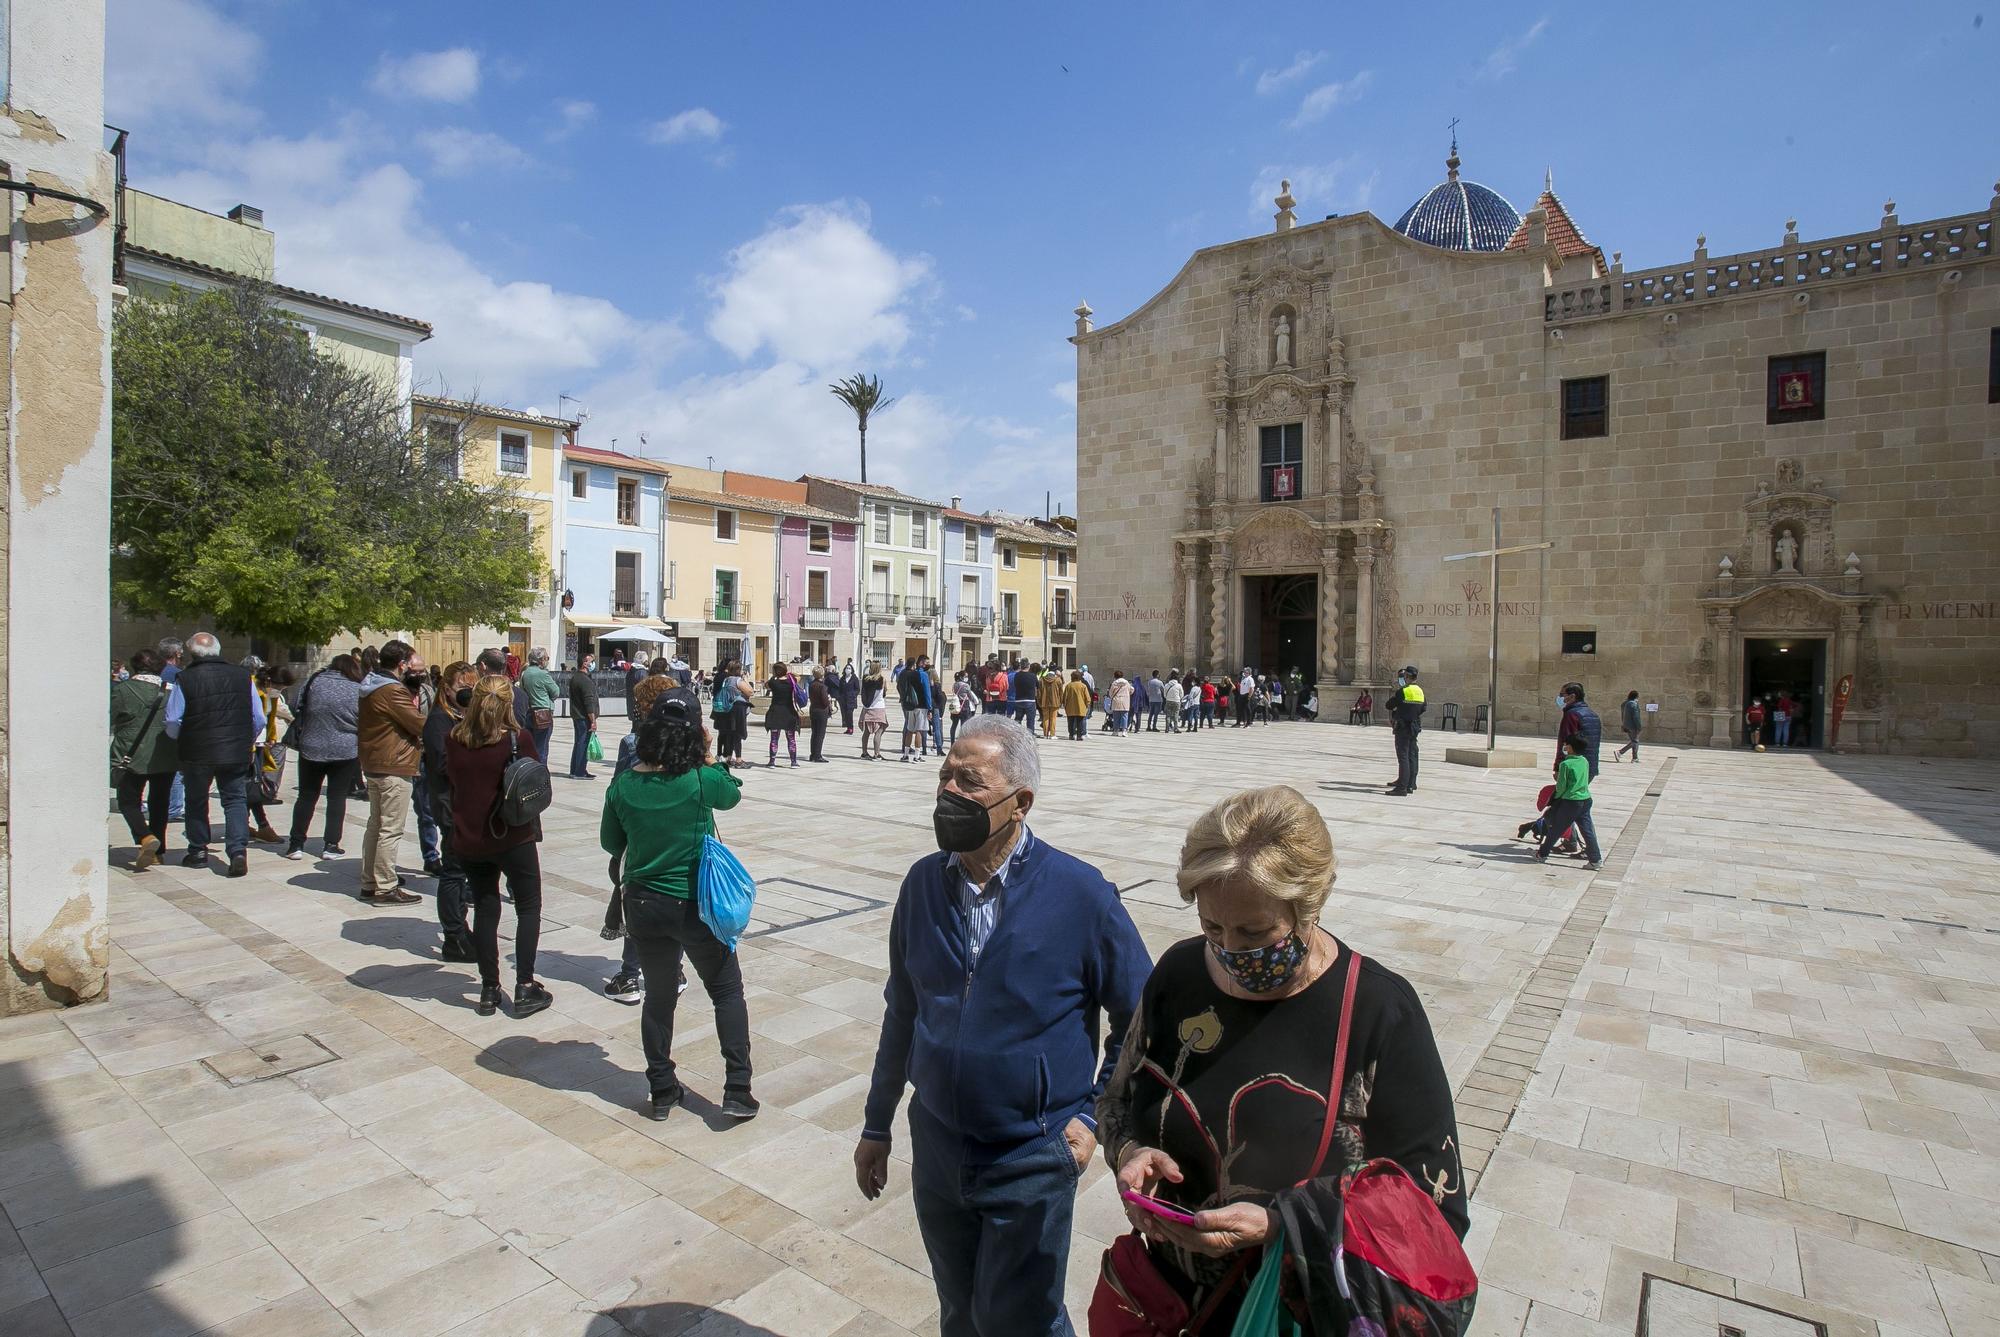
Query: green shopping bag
[[586, 731, 604, 762], [1230, 1237, 1295, 1336]]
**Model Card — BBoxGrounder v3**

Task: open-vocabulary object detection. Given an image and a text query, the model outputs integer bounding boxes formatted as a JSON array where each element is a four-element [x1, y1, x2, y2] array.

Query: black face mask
[[932, 788, 1017, 854], [454, 687, 473, 709], [402, 671, 426, 692]]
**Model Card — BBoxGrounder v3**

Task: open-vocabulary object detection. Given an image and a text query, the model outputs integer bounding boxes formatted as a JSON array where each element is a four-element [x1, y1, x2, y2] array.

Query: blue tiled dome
[[1392, 149, 1521, 252]]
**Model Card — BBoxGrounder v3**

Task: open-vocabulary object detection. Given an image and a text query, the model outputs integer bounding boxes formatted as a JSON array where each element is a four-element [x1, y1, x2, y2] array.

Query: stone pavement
[[3, 717, 1998, 1336]]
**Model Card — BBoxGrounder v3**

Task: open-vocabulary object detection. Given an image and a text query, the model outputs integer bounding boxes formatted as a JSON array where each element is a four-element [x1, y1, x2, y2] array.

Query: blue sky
[[107, 1, 1997, 515]]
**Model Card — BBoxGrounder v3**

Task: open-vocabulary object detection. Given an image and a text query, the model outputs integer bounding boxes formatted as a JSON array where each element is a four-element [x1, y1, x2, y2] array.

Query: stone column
[[1211, 403, 1229, 504], [4, 0, 116, 1014], [1354, 545, 1376, 683], [1182, 547, 1199, 668], [1208, 542, 1232, 673], [1316, 390, 1334, 504], [1835, 607, 1862, 750], [1709, 610, 1738, 747], [1317, 547, 1343, 693]]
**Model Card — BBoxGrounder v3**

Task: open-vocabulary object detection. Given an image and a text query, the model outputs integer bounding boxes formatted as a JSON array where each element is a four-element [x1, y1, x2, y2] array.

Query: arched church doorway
[[1245, 573, 1317, 679]]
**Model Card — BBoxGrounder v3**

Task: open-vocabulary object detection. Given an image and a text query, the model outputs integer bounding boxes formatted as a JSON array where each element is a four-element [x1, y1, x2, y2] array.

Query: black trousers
[[809, 710, 830, 759], [1394, 726, 1422, 790], [289, 756, 360, 846], [117, 771, 173, 847], [463, 843, 542, 987], [839, 698, 854, 730], [622, 888, 752, 1099], [434, 827, 472, 955], [1066, 714, 1086, 740]]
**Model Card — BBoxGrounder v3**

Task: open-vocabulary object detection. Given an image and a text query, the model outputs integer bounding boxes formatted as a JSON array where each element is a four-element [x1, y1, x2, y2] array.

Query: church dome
[[1392, 143, 1522, 253]]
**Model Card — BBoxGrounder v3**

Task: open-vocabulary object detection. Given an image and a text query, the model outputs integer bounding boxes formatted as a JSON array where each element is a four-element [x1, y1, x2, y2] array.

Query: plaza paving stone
[[2, 716, 1996, 1334]]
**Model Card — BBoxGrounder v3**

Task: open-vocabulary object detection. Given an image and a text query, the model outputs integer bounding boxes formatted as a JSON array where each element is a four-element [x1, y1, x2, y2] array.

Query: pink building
[[726, 470, 860, 664]]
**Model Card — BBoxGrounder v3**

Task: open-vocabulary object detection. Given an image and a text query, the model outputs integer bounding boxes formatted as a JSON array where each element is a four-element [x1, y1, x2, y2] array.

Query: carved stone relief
[[1234, 509, 1321, 570]]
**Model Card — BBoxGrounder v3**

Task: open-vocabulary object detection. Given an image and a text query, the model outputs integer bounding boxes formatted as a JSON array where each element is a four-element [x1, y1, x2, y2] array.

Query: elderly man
[[357, 639, 426, 905], [855, 715, 1150, 1336], [519, 647, 560, 762], [164, 632, 263, 877]]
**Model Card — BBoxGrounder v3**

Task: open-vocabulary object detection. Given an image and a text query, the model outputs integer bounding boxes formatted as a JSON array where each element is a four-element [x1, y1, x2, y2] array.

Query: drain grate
[[1638, 1275, 1824, 1337]]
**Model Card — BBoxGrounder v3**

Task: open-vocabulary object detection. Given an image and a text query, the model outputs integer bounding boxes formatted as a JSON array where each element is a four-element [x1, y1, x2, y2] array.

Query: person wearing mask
[[838, 660, 860, 734], [1037, 663, 1063, 740], [1386, 665, 1426, 797], [897, 655, 931, 763], [925, 659, 948, 757], [1350, 689, 1375, 725], [284, 654, 366, 860], [356, 640, 427, 905], [601, 674, 681, 1005], [446, 675, 552, 1018], [1162, 670, 1184, 734], [1143, 670, 1164, 732], [807, 665, 833, 763], [1007, 660, 1036, 726], [1537, 734, 1604, 870], [860, 660, 889, 759], [709, 660, 742, 768], [854, 716, 1151, 1335], [1062, 668, 1092, 740], [765, 660, 802, 767], [1199, 675, 1218, 729], [1096, 785, 1468, 1333], [1614, 689, 1643, 762], [164, 633, 264, 877], [245, 663, 293, 845], [1771, 692, 1793, 749], [111, 649, 177, 871], [950, 671, 978, 744], [156, 637, 188, 822], [1108, 669, 1134, 735], [601, 690, 753, 1120], [423, 662, 478, 963], [1235, 667, 1256, 728], [568, 657, 600, 779], [518, 647, 560, 763], [503, 647, 522, 682], [1555, 681, 1604, 781]]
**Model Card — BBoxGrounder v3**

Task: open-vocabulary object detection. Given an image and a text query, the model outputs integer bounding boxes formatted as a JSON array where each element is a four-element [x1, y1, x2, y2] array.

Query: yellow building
[[994, 518, 1081, 668], [659, 466, 785, 679], [409, 397, 575, 668]]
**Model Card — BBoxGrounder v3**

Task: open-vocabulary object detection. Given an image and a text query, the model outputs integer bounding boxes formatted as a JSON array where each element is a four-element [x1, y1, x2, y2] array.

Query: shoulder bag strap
[[121, 688, 167, 767], [1303, 948, 1363, 1183]]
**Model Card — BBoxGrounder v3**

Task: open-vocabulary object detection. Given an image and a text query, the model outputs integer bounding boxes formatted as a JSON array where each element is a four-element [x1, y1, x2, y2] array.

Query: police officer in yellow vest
[[1387, 665, 1426, 796]]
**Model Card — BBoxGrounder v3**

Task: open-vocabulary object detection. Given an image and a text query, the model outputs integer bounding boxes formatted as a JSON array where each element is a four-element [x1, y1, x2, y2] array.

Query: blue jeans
[[931, 708, 946, 755], [1147, 702, 1161, 729], [1538, 798, 1603, 862], [412, 775, 442, 865], [1774, 717, 1792, 747], [910, 1104, 1080, 1337], [531, 725, 554, 769], [570, 715, 595, 776], [167, 770, 186, 820], [1111, 709, 1128, 734], [182, 764, 251, 859]]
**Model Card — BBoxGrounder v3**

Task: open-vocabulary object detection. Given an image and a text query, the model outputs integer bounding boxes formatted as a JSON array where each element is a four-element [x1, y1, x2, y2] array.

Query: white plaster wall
[[3, 0, 115, 1010]]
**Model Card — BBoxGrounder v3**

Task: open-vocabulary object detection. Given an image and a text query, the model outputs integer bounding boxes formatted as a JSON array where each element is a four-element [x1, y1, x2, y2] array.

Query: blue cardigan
[[863, 829, 1151, 1148]]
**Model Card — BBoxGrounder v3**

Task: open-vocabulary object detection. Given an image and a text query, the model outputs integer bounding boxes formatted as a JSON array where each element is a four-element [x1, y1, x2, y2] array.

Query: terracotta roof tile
[[1503, 191, 1606, 269]]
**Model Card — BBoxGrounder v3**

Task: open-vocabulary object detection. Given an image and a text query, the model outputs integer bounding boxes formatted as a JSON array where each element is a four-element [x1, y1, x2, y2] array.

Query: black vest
[[176, 659, 255, 768]]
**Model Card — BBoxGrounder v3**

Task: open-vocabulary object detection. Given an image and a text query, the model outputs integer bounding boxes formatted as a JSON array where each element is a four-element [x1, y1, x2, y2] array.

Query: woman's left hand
[[1148, 1201, 1271, 1257]]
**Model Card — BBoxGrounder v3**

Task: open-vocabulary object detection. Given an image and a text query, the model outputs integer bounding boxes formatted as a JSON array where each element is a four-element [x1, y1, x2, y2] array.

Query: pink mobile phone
[[1121, 1189, 1199, 1226]]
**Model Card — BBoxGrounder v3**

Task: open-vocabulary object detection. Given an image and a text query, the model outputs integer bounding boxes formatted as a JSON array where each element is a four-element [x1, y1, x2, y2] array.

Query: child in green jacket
[[1535, 734, 1603, 869]]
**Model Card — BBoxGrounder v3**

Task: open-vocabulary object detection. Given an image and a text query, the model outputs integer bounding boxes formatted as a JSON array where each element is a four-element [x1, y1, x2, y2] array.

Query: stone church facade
[[1073, 157, 1999, 753]]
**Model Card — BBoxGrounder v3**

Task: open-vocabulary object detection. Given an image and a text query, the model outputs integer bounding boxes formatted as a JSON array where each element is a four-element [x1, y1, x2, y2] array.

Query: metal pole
[[1488, 507, 1500, 751]]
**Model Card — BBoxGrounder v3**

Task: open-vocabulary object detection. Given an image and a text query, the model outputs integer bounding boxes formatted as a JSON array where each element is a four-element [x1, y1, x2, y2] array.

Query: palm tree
[[828, 373, 893, 484]]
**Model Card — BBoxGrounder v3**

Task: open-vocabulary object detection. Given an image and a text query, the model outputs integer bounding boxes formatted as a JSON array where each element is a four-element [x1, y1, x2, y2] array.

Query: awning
[[596, 627, 674, 644]]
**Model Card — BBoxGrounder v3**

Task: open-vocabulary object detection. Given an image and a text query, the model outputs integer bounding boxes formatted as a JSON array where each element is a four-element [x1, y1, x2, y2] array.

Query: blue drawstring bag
[[695, 774, 755, 950]]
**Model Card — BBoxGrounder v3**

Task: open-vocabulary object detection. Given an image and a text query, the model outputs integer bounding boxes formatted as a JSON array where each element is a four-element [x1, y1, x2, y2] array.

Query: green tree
[[112, 283, 540, 645], [827, 373, 893, 485]]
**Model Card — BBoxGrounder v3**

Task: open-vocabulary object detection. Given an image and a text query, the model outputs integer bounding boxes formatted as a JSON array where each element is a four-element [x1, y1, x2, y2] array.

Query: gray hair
[[954, 714, 1041, 793], [239, 654, 265, 672], [528, 646, 550, 666], [156, 637, 184, 662], [186, 632, 222, 661]]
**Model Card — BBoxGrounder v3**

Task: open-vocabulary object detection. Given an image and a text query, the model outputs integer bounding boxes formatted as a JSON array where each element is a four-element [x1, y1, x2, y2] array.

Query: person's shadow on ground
[[598, 1302, 784, 1335], [474, 1033, 748, 1132]]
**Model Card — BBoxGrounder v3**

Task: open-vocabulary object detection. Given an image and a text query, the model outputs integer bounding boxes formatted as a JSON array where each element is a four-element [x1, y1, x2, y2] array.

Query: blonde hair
[[630, 675, 673, 718], [451, 675, 516, 748], [1175, 785, 1337, 925]]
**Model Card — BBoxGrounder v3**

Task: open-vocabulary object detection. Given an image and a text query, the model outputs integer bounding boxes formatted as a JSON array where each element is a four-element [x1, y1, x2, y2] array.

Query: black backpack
[[491, 729, 553, 837]]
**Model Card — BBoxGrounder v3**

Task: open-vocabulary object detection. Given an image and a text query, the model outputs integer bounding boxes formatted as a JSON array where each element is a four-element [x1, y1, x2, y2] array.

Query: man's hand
[[853, 1137, 891, 1200], [587, 715, 598, 732], [1062, 1117, 1096, 1176]]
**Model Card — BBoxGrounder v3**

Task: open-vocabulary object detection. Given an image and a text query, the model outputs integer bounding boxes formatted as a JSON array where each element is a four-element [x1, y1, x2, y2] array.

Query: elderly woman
[[1096, 784, 1466, 1333]]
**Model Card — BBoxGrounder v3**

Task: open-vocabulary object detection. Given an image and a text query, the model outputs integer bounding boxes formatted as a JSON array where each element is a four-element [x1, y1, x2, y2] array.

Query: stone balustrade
[[1545, 208, 1993, 324]]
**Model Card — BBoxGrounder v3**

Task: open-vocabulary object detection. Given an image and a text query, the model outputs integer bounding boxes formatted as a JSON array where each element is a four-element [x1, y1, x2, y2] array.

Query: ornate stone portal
[[1694, 463, 1885, 750], [1171, 253, 1395, 702]]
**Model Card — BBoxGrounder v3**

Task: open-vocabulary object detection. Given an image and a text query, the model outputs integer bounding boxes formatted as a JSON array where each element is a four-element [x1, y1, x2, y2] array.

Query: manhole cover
[[201, 1033, 339, 1087], [1639, 1277, 1823, 1337]]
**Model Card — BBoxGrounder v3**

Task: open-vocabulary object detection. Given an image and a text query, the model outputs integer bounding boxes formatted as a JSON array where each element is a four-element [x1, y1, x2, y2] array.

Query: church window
[[1767, 352, 1826, 425], [1561, 629, 1597, 655], [1988, 330, 1999, 404], [1560, 376, 1609, 439], [1259, 423, 1303, 502]]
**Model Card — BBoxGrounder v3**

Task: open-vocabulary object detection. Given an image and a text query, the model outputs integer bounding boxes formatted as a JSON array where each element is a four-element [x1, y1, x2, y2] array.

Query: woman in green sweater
[[1535, 734, 1603, 869], [600, 692, 753, 1122]]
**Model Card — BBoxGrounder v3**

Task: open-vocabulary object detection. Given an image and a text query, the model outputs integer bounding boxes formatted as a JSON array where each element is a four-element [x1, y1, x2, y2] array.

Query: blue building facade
[[559, 445, 668, 666], [941, 508, 997, 671]]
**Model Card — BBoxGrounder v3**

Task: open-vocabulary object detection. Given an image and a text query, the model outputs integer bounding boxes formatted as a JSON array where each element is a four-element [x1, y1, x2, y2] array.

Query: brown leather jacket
[[357, 678, 425, 777]]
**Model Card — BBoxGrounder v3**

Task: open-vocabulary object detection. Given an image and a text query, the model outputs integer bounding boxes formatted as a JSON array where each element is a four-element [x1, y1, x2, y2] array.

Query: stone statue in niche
[[1777, 458, 1801, 488], [1274, 313, 1293, 368], [1774, 529, 1800, 574]]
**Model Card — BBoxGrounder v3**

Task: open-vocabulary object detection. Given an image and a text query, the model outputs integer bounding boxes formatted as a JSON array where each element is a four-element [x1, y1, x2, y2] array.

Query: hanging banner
[[1271, 465, 1296, 499], [1829, 673, 1854, 746]]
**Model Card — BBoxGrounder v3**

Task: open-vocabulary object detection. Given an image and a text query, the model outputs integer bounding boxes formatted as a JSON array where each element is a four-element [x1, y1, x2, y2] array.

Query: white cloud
[[371, 48, 481, 102], [1050, 380, 1076, 407], [1287, 71, 1373, 128], [1247, 157, 1374, 220], [1255, 50, 1324, 96], [106, 0, 262, 128], [706, 204, 933, 369], [648, 107, 725, 145], [1479, 17, 1549, 81], [550, 99, 597, 139], [416, 128, 529, 176], [955, 305, 978, 323]]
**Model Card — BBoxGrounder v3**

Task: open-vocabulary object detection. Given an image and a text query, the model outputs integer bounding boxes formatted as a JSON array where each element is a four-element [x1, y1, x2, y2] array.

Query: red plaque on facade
[[1272, 466, 1296, 499], [1777, 370, 1814, 410]]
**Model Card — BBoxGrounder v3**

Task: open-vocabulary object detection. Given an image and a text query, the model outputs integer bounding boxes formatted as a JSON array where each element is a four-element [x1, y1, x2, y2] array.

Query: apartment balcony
[[905, 598, 939, 629], [957, 604, 991, 629], [610, 588, 650, 618], [998, 619, 1023, 640], [865, 594, 900, 622], [705, 594, 751, 623], [800, 604, 843, 630]]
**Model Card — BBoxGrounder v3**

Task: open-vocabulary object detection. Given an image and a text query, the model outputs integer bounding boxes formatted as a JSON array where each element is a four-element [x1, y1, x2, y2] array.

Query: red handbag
[[1086, 954, 1362, 1336]]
